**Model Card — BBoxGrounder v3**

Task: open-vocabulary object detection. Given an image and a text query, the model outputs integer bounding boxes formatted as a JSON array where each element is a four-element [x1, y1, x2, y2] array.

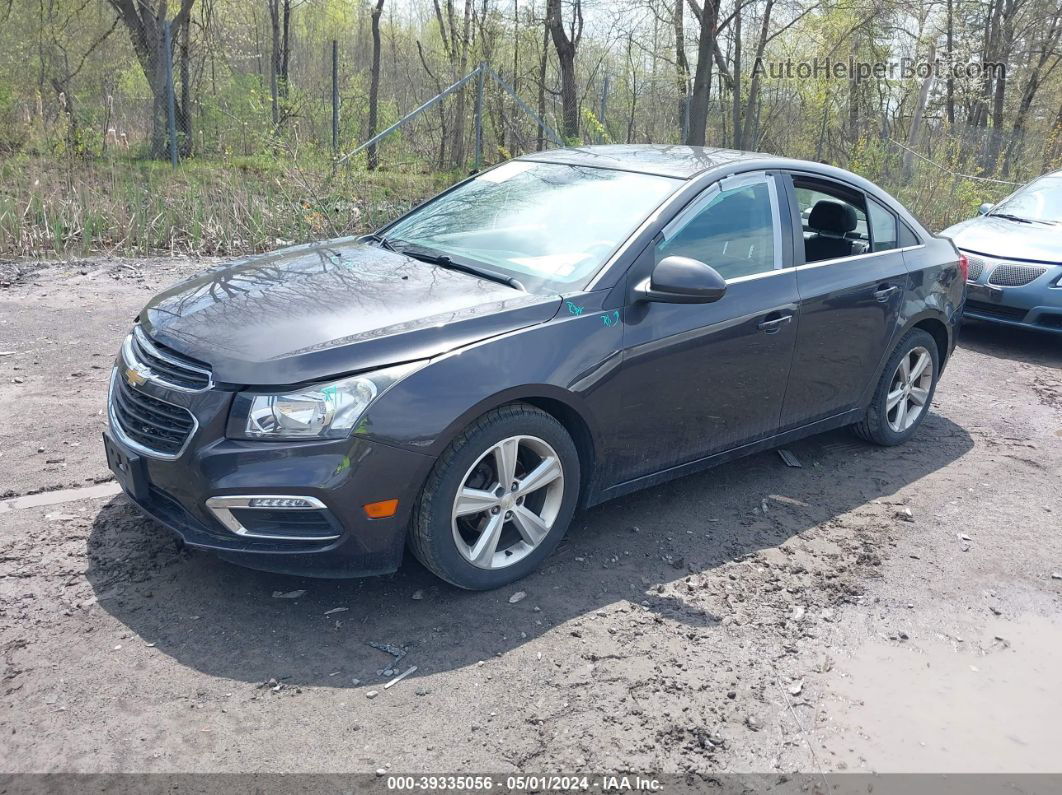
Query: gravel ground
[[1, 258, 1060, 776]]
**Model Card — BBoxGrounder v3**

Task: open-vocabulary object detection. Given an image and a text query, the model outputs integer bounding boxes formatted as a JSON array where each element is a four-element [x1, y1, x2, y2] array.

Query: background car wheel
[[410, 403, 581, 590], [853, 328, 940, 446]]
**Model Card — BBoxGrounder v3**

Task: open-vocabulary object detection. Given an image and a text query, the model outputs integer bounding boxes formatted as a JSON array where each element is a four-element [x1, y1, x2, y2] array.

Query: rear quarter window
[[899, 222, 920, 247]]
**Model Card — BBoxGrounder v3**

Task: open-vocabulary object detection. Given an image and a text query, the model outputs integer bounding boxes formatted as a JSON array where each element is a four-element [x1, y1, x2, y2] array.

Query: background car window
[[794, 184, 869, 263], [990, 175, 1062, 224], [656, 181, 777, 280], [867, 198, 898, 252]]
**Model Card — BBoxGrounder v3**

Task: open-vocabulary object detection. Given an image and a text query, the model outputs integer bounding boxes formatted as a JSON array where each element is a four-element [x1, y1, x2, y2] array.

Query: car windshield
[[992, 175, 1062, 225], [384, 161, 680, 292]]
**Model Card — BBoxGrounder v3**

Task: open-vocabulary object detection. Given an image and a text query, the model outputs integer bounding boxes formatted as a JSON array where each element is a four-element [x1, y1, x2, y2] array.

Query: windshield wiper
[[392, 242, 526, 291], [989, 212, 1049, 225]]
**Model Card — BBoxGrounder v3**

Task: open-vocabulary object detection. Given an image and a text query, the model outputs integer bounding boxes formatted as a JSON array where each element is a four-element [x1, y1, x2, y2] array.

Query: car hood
[[141, 238, 561, 385], [940, 215, 1062, 264]]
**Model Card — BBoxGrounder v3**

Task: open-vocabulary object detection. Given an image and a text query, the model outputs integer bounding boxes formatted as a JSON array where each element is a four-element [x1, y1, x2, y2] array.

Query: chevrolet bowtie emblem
[[124, 365, 149, 387]]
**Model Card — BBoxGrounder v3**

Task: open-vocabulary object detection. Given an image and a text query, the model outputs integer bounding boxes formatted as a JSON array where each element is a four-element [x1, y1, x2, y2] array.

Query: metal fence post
[[163, 21, 178, 168], [331, 40, 339, 157], [474, 62, 485, 170]]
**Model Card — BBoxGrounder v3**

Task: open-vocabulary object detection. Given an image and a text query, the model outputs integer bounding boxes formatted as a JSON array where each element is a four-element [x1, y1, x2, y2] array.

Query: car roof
[[517, 144, 779, 179], [514, 144, 930, 237]]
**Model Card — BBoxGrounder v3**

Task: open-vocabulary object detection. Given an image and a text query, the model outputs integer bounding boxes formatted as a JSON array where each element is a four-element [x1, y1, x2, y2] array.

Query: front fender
[[357, 289, 622, 466]]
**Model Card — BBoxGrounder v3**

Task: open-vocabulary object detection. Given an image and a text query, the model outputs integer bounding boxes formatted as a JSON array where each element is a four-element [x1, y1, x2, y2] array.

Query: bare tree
[[1002, 7, 1062, 173], [432, 0, 474, 166], [684, 0, 719, 146], [546, 0, 582, 140], [368, 0, 386, 170], [107, 0, 196, 159]]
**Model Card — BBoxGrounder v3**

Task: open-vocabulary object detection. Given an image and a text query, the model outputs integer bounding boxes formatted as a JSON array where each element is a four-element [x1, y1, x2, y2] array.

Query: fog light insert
[[205, 494, 339, 542], [248, 497, 315, 509]]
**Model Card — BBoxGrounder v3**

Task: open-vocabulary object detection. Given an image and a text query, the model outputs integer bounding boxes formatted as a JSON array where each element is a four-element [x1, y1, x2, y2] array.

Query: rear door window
[[792, 182, 869, 263]]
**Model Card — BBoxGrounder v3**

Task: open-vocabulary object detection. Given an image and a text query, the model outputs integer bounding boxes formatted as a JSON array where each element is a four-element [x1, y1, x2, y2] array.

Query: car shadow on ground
[[958, 319, 1062, 368], [85, 414, 973, 689]]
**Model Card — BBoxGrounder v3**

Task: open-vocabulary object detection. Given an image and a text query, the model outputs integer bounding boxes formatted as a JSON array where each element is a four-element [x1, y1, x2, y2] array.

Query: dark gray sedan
[[104, 145, 964, 589], [942, 170, 1062, 334]]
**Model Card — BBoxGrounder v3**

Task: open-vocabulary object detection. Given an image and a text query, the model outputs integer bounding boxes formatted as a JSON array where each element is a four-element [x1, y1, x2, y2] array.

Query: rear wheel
[[410, 404, 580, 590], [854, 329, 939, 446]]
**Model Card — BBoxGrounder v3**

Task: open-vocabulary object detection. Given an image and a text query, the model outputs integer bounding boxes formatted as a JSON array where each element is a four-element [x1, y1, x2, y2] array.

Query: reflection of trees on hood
[[147, 242, 532, 358]]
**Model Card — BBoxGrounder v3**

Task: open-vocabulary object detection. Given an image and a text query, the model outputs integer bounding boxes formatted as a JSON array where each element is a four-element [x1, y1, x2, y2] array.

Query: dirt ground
[[1, 257, 1060, 776]]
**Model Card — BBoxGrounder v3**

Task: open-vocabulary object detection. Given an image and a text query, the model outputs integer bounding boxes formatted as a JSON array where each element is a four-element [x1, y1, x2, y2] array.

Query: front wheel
[[409, 404, 581, 590], [854, 329, 940, 446]]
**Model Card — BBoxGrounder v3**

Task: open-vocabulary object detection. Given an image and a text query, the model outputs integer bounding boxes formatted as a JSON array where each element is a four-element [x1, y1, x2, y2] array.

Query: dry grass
[[0, 155, 446, 259]]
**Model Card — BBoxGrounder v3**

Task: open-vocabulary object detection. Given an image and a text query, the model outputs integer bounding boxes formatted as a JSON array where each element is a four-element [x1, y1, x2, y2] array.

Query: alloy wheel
[[886, 345, 933, 433], [451, 435, 565, 570]]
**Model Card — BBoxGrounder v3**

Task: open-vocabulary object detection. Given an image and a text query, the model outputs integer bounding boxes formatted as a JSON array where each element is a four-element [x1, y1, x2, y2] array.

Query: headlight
[[228, 361, 423, 441]]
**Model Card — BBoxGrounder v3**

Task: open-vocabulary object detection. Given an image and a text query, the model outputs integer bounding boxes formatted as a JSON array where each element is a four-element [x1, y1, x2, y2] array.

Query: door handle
[[873, 285, 899, 302], [757, 314, 793, 334]]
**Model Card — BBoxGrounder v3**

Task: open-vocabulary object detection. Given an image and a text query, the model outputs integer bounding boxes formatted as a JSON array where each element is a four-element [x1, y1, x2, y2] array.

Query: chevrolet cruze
[[104, 145, 964, 589]]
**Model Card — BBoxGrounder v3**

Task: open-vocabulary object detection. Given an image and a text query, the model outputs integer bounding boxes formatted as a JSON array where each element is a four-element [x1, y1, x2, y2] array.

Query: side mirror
[[634, 255, 727, 304], [978, 202, 994, 216]]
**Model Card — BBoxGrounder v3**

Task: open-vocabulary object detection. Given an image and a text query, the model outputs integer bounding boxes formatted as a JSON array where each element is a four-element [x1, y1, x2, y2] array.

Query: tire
[[853, 328, 940, 446], [409, 403, 581, 590]]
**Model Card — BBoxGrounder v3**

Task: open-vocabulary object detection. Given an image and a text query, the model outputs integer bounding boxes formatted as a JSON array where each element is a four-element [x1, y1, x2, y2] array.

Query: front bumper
[[106, 427, 435, 577], [961, 256, 1062, 334], [105, 348, 436, 578]]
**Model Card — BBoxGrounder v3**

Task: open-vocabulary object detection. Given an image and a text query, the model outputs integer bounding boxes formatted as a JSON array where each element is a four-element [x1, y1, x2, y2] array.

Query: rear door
[[608, 171, 800, 484], [778, 173, 910, 430]]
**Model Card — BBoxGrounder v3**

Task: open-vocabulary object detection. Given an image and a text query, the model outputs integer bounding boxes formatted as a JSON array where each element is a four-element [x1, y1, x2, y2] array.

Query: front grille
[[1037, 314, 1062, 329], [131, 327, 211, 391], [964, 300, 1028, 321], [111, 375, 196, 456], [966, 254, 985, 281], [988, 263, 1047, 287]]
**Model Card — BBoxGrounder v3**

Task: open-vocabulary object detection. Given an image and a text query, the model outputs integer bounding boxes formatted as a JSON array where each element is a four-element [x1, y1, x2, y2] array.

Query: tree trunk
[[903, 44, 935, 177], [537, 18, 548, 151], [945, 0, 955, 125], [268, 0, 281, 128], [741, 0, 773, 149], [1044, 102, 1062, 169], [280, 0, 291, 99], [674, 0, 689, 139], [731, 7, 742, 149], [685, 0, 717, 147], [450, 0, 473, 167], [509, 0, 519, 152], [626, 33, 637, 143], [985, 0, 1015, 171], [367, 0, 385, 170], [546, 0, 582, 141], [969, 0, 1002, 132], [846, 32, 860, 152]]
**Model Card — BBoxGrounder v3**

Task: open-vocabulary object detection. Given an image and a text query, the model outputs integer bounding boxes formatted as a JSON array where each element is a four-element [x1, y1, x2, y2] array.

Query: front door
[[778, 174, 909, 429], [609, 172, 800, 485]]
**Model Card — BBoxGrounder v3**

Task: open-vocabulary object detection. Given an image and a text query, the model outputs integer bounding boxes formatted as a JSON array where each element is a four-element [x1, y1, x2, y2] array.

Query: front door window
[[657, 176, 781, 280]]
